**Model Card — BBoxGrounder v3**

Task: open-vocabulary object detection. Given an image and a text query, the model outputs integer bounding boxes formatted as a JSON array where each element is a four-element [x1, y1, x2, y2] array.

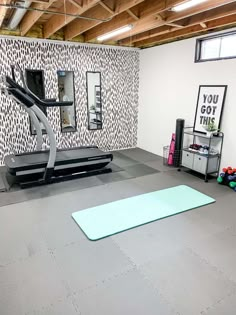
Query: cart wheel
[[178, 168, 181, 172], [205, 179, 208, 183]]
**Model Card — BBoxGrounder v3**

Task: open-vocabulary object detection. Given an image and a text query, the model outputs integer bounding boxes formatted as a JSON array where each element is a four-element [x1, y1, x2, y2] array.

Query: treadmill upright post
[[25, 108, 43, 151], [30, 104, 57, 182]]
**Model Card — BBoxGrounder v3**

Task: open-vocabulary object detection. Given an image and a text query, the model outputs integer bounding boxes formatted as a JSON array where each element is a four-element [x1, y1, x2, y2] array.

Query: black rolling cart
[[180, 127, 224, 182]]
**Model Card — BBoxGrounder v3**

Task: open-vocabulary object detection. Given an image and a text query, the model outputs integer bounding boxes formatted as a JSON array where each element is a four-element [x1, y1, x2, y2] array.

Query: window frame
[[195, 30, 236, 63]]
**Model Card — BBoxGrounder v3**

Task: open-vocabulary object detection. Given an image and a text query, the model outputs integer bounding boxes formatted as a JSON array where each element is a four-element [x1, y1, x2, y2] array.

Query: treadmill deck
[[5, 147, 113, 174]]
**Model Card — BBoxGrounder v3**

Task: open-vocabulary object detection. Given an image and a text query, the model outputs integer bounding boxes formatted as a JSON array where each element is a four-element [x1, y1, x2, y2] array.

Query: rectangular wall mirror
[[86, 71, 102, 130], [57, 71, 77, 133], [25, 69, 46, 135]]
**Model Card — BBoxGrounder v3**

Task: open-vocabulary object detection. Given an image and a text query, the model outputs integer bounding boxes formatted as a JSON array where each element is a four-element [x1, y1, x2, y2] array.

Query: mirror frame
[[86, 71, 102, 131], [25, 68, 46, 135], [57, 70, 77, 133]]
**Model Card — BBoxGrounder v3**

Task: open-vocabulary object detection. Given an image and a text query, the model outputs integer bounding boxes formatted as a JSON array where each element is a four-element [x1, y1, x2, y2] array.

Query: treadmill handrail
[[15, 64, 73, 107], [5, 74, 73, 107], [8, 87, 35, 108]]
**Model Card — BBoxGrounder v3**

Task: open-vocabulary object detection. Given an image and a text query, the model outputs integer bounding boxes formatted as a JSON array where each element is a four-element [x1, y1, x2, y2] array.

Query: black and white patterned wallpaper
[[0, 37, 139, 165]]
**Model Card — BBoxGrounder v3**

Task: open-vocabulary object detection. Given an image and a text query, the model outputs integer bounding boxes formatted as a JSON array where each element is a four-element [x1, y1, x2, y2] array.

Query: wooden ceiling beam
[[122, 3, 236, 46], [84, 0, 187, 42], [84, 11, 136, 42], [135, 13, 236, 47], [117, 0, 236, 43], [43, 0, 100, 38], [125, 25, 173, 45], [126, 9, 139, 20], [65, 0, 145, 40], [31, 1, 52, 2], [67, 0, 83, 8], [180, 2, 236, 26], [120, 24, 181, 45], [102, 0, 204, 42], [99, 1, 114, 14], [20, 0, 56, 36], [165, 22, 184, 28], [65, 5, 112, 41], [166, 0, 236, 21]]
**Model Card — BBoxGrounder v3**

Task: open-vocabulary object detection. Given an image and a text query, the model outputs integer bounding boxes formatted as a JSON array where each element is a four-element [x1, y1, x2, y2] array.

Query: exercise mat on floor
[[72, 185, 215, 240]]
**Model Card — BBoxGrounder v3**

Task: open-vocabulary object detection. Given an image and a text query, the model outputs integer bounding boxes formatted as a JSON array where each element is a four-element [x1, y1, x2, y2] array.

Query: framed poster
[[193, 85, 227, 134]]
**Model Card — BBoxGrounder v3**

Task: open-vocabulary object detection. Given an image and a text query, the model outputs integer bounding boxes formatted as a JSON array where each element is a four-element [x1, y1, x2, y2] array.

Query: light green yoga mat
[[72, 185, 215, 240]]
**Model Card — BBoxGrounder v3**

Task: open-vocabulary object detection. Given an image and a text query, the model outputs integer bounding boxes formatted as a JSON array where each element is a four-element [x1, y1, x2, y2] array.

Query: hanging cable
[[0, 3, 112, 23]]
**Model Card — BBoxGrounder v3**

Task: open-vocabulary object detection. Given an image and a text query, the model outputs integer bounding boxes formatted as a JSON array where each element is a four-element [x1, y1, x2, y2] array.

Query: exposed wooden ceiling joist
[[43, 0, 100, 38], [68, 0, 82, 9], [0, 0, 235, 49], [126, 9, 139, 21], [20, 0, 56, 36], [84, 0, 186, 42], [130, 2, 236, 47], [118, 0, 236, 45], [165, 0, 236, 21], [65, 0, 145, 40], [99, 1, 114, 14], [135, 13, 236, 47], [180, 1, 236, 26]]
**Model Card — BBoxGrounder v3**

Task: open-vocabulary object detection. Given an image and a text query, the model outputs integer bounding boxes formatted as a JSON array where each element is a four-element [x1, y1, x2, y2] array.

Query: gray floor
[[0, 148, 235, 315]]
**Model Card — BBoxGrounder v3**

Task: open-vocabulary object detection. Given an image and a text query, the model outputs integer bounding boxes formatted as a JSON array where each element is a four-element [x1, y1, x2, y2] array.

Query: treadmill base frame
[[18, 167, 112, 189]]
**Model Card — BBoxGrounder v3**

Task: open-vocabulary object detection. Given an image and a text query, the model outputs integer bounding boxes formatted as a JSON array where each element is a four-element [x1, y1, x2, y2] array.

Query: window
[[195, 31, 236, 62]]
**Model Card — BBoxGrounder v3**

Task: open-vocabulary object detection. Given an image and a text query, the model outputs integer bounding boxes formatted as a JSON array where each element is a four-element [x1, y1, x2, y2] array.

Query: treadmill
[[1, 66, 113, 187]]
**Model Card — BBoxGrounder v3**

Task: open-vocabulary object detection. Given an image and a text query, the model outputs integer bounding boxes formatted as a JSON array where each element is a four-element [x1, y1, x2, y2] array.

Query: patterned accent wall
[[0, 37, 139, 165]]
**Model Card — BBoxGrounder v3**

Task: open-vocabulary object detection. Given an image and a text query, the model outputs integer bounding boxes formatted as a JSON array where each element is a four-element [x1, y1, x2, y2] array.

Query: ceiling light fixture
[[97, 24, 133, 41], [172, 0, 207, 12]]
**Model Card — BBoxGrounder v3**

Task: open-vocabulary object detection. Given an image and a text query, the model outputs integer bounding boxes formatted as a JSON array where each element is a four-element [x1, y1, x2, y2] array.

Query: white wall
[[138, 30, 236, 168]]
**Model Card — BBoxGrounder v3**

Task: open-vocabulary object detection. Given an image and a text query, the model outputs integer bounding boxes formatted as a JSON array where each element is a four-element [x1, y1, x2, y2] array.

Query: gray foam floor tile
[[139, 248, 236, 315], [40, 214, 87, 250], [0, 252, 69, 315], [0, 220, 48, 266], [124, 163, 159, 177], [190, 179, 234, 198], [53, 238, 134, 293], [189, 226, 236, 282], [0, 190, 29, 208], [109, 162, 123, 172], [74, 269, 176, 315], [181, 193, 236, 231], [164, 168, 204, 184], [144, 159, 177, 172], [87, 179, 147, 202], [1, 147, 236, 314], [24, 298, 79, 315], [0, 175, 104, 208], [202, 292, 236, 315], [128, 172, 182, 192], [111, 151, 139, 167], [118, 147, 161, 162], [97, 170, 134, 183], [112, 206, 222, 266], [0, 284, 78, 315], [112, 222, 181, 266]]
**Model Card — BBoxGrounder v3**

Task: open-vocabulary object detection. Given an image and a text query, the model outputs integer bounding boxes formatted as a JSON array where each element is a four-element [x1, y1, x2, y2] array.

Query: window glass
[[196, 31, 236, 62], [200, 38, 221, 60], [220, 34, 236, 58]]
